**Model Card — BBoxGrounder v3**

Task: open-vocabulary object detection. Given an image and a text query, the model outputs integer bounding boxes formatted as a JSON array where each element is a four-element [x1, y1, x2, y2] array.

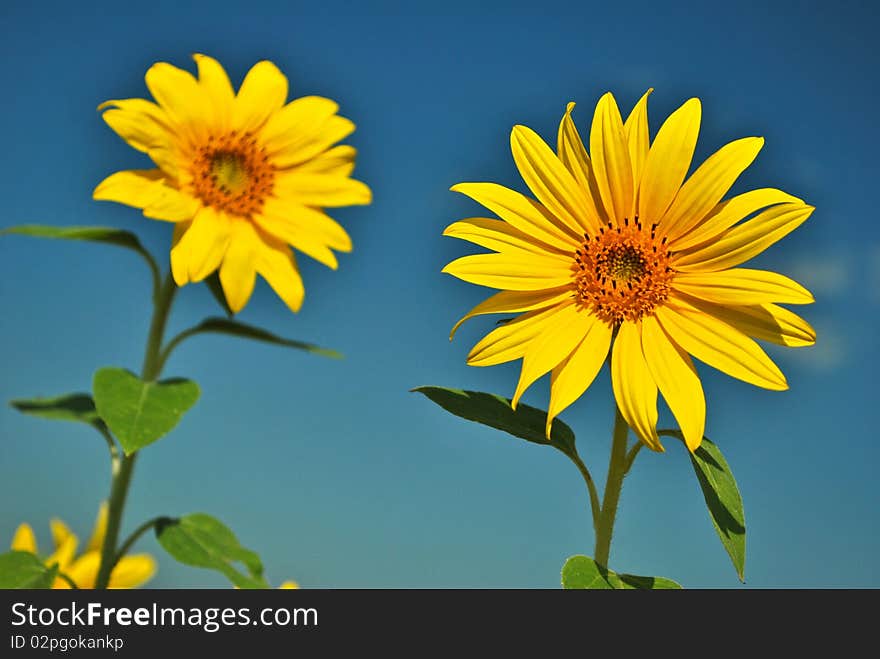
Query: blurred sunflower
[[10, 503, 155, 589], [94, 54, 371, 313], [443, 90, 815, 451]]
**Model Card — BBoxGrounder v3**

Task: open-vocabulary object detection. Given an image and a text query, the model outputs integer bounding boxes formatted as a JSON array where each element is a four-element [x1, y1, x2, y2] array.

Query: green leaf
[[204, 272, 234, 318], [10, 393, 107, 432], [659, 429, 746, 581], [180, 318, 342, 359], [155, 514, 268, 589], [561, 555, 613, 589], [93, 368, 200, 455], [689, 437, 746, 582], [412, 386, 577, 458], [561, 555, 682, 589], [1, 225, 159, 290], [0, 551, 60, 589]]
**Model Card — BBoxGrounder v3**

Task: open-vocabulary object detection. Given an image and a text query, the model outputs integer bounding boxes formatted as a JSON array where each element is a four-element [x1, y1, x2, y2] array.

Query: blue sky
[[1, 0, 877, 587]]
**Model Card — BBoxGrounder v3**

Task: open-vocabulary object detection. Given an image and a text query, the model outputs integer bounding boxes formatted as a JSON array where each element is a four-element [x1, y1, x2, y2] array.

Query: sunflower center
[[189, 131, 274, 217], [210, 152, 249, 195], [573, 218, 674, 325]]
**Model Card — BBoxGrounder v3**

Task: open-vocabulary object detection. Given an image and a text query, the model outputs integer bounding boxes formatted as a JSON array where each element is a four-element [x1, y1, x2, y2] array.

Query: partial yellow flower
[[9, 503, 156, 589], [278, 580, 299, 589], [94, 54, 371, 313], [443, 90, 815, 452]]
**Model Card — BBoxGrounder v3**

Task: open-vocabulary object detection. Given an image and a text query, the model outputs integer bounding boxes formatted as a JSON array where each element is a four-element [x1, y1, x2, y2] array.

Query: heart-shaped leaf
[[0, 551, 60, 589], [155, 514, 267, 589], [93, 368, 200, 455], [412, 386, 577, 458], [561, 555, 681, 589]]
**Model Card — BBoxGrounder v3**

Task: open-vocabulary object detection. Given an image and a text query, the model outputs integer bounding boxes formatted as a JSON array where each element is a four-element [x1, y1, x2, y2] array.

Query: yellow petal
[[511, 124, 596, 235], [61, 551, 153, 589], [590, 92, 634, 224], [93, 168, 162, 204], [279, 581, 300, 589], [546, 316, 613, 436], [170, 207, 232, 285], [255, 236, 305, 313], [467, 303, 569, 367], [220, 219, 260, 313], [672, 269, 814, 306], [268, 115, 355, 169], [661, 137, 764, 241], [274, 172, 372, 207], [50, 518, 74, 551], [261, 95, 340, 153], [294, 145, 357, 177], [450, 182, 576, 251], [623, 88, 652, 206], [109, 554, 157, 589], [100, 100, 172, 154], [677, 297, 815, 348], [611, 322, 661, 450], [11, 523, 37, 553], [193, 53, 235, 128], [253, 208, 343, 270], [234, 60, 288, 133], [641, 315, 705, 452], [86, 502, 108, 553], [46, 533, 77, 573], [443, 218, 571, 257], [441, 253, 575, 291], [657, 300, 788, 390], [674, 203, 815, 272], [93, 169, 196, 222], [450, 288, 574, 339], [669, 188, 803, 252], [144, 61, 209, 131], [511, 304, 595, 408], [261, 198, 352, 251], [556, 103, 607, 229], [638, 98, 701, 226], [63, 552, 99, 589]]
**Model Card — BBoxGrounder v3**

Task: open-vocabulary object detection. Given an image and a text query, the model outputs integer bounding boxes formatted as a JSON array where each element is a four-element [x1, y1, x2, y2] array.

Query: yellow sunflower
[[10, 503, 156, 589], [443, 90, 815, 451], [93, 54, 371, 313]]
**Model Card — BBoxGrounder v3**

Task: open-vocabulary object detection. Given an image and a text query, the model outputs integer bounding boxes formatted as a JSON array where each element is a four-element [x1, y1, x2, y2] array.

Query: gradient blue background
[[1, 0, 876, 588]]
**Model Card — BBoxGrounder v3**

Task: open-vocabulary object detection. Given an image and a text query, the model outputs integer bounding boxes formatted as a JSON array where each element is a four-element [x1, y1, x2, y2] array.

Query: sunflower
[[10, 503, 156, 589], [442, 90, 815, 451], [94, 54, 371, 313]]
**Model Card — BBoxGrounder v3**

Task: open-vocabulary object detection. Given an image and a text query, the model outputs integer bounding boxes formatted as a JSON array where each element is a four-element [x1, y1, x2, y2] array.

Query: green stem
[[114, 516, 166, 565], [94, 272, 177, 589], [56, 571, 79, 589], [594, 404, 630, 568], [623, 442, 643, 476], [569, 452, 601, 534]]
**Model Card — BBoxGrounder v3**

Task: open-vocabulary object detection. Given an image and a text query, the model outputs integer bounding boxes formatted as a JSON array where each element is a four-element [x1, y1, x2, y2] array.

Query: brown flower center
[[189, 131, 274, 217], [574, 218, 674, 324]]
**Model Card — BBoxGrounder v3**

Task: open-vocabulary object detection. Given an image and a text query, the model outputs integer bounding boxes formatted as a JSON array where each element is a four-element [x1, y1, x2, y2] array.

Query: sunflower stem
[[56, 571, 79, 589], [114, 516, 167, 566], [95, 272, 177, 589], [569, 452, 601, 534], [594, 404, 630, 568]]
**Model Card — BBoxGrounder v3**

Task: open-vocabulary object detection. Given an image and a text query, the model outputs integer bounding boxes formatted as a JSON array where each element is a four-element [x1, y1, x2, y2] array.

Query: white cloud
[[782, 254, 850, 297], [785, 319, 847, 372]]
